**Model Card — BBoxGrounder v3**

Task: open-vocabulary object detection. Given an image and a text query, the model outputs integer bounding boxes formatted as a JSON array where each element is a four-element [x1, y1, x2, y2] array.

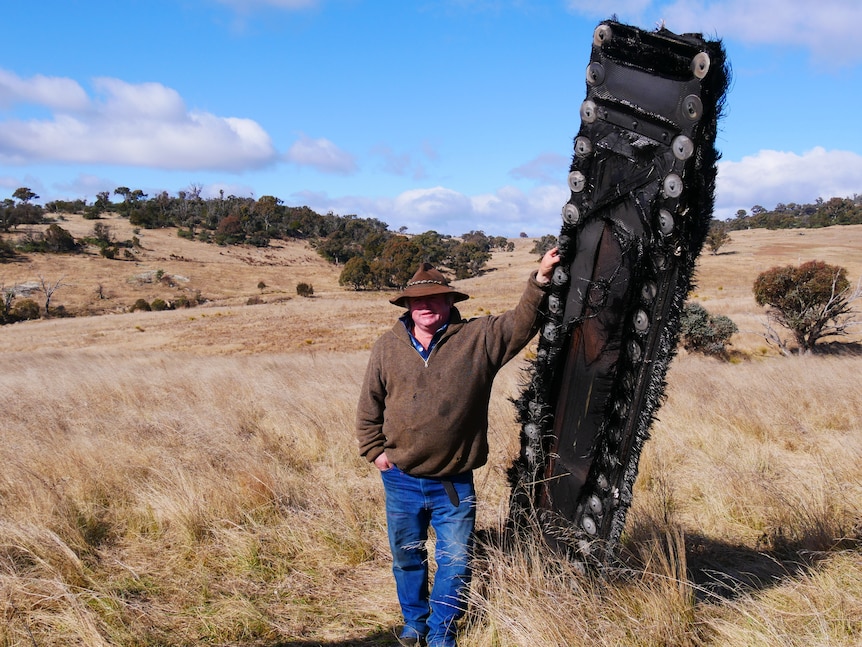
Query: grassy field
[[1, 216, 861, 646]]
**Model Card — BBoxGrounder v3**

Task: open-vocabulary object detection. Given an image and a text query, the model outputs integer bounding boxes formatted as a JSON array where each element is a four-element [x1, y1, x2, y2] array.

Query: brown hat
[[389, 263, 470, 307]]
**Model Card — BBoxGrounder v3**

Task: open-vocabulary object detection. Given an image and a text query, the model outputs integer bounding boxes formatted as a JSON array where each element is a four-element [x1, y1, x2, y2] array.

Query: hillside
[[2, 214, 862, 355]]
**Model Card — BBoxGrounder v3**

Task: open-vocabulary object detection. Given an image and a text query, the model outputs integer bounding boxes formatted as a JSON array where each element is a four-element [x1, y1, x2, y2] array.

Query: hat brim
[[389, 284, 470, 307]]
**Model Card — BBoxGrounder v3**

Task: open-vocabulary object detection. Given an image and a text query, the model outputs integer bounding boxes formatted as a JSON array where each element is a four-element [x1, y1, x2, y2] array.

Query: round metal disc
[[580, 100, 598, 124], [562, 202, 581, 224], [552, 265, 568, 286], [683, 94, 703, 120], [640, 281, 657, 303], [586, 62, 605, 86], [581, 515, 597, 536], [671, 135, 694, 160], [567, 170, 586, 193], [659, 209, 675, 235], [633, 309, 649, 332], [663, 173, 683, 198], [593, 24, 612, 47], [574, 136, 593, 157], [692, 52, 711, 79]]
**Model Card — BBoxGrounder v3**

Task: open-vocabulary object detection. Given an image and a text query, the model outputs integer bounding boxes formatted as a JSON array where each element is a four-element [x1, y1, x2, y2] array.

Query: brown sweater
[[356, 273, 548, 478]]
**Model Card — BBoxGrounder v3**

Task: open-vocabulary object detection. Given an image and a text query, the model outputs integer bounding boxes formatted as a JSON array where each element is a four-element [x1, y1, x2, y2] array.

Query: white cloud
[[567, 0, 862, 63], [0, 69, 90, 112], [295, 147, 862, 236], [0, 74, 277, 171], [93, 77, 186, 120], [715, 147, 862, 218], [394, 186, 473, 220], [294, 183, 567, 238], [656, 0, 862, 61], [285, 134, 357, 175]]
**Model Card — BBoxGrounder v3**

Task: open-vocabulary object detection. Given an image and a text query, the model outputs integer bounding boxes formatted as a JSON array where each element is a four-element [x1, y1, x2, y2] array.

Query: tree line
[[724, 195, 862, 231], [1, 186, 512, 293], [3, 187, 860, 351]]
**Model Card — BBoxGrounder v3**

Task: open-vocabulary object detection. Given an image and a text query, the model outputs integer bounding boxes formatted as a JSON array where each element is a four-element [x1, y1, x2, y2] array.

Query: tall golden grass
[[2, 219, 862, 645]]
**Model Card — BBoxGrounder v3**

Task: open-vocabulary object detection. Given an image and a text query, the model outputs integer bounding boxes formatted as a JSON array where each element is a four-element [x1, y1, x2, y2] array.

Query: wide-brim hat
[[389, 262, 470, 307]]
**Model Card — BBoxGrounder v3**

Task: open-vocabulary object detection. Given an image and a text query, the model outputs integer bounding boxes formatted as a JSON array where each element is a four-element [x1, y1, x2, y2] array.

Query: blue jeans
[[381, 466, 476, 647]]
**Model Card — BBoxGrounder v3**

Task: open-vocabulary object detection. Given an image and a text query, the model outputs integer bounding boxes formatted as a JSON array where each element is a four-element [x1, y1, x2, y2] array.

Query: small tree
[[340, 256, 373, 290], [43, 224, 78, 253], [13, 187, 38, 204], [680, 302, 737, 357], [704, 221, 731, 254], [531, 234, 558, 256], [753, 260, 860, 354], [36, 275, 69, 317]]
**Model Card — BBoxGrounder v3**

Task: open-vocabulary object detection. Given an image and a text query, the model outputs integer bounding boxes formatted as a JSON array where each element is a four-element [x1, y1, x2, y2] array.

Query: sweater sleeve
[[355, 342, 387, 463], [484, 271, 549, 366]]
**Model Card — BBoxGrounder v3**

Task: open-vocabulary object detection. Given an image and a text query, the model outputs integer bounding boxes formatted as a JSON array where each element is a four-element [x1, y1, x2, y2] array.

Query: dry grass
[[2, 219, 862, 645]]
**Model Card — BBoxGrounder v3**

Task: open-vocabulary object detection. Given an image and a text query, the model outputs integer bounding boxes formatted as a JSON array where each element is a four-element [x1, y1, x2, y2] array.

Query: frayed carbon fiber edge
[[508, 20, 729, 566]]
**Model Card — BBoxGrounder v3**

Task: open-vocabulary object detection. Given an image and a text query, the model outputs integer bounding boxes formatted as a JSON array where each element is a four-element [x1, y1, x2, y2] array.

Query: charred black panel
[[509, 20, 729, 564]]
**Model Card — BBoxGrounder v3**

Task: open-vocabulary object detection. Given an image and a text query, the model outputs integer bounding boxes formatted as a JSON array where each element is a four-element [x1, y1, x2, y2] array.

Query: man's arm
[[356, 350, 388, 465], [480, 247, 561, 365]]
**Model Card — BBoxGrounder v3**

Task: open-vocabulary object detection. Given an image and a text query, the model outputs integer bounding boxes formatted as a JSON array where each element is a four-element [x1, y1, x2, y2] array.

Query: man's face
[[408, 294, 452, 332]]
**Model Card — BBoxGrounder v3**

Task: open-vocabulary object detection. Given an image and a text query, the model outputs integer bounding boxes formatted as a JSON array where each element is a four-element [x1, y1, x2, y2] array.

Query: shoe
[[396, 628, 424, 646]]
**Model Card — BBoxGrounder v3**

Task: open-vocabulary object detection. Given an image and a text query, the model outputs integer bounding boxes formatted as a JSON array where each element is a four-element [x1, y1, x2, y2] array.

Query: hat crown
[[388, 262, 469, 307], [407, 262, 449, 288]]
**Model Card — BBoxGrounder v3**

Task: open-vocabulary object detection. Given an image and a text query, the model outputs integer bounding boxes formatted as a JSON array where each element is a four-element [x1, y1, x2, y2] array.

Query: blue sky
[[2, 0, 861, 238]]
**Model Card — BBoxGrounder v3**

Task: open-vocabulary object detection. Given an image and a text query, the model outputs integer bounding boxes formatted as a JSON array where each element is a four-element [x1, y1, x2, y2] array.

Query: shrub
[[150, 298, 169, 311], [131, 299, 151, 312], [12, 299, 41, 321], [680, 302, 738, 357], [16, 224, 78, 254], [246, 295, 263, 305], [296, 282, 314, 298], [0, 237, 16, 260]]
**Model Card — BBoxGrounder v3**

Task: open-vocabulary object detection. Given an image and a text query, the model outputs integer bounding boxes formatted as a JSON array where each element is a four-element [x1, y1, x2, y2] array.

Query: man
[[356, 248, 560, 647]]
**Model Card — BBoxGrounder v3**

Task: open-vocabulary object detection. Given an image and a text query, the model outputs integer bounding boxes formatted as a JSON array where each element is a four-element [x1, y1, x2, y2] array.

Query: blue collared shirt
[[399, 312, 449, 361]]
